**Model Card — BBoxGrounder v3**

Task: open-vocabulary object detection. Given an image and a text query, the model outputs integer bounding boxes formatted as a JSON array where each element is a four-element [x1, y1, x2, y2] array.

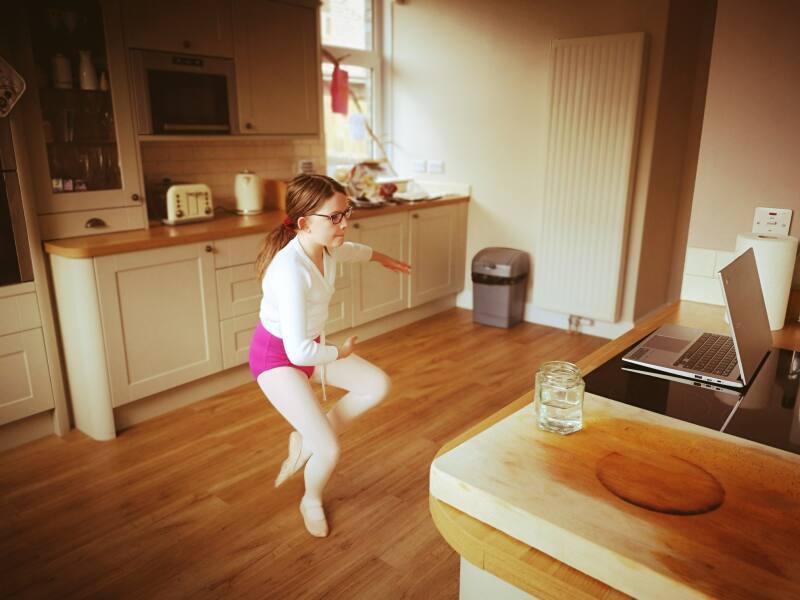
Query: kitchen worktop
[[43, 195, 469, 258], [430, 301, 800, 599]]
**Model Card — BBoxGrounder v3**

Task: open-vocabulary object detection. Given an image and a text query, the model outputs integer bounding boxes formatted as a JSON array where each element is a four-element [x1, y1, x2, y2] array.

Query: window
[[320, 0, 384, 179]]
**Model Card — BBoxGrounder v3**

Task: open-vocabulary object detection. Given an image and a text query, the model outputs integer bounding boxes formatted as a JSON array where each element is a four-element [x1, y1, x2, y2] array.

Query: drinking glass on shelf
[[96, 146, 107, 188], [61, 109, 75, 142]]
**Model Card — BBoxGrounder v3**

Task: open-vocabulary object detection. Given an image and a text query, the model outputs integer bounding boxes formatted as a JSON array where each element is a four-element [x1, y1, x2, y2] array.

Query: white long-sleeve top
[[259, 236, 373, 366]]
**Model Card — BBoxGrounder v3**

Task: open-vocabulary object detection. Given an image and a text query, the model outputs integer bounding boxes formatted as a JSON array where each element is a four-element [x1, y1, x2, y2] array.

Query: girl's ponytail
[[255, 217, 296, 280]]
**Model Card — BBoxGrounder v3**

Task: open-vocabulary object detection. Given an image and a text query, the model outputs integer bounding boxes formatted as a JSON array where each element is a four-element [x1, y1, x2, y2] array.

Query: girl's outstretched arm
[[371, 251, 411, 274]]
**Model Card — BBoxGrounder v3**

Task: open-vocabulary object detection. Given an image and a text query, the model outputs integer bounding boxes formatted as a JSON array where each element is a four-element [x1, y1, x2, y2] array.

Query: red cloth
[[331, 64, 349, 115]]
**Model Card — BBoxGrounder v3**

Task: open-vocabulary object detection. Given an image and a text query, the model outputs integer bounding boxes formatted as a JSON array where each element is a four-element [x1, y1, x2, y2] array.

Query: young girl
[[250, 174, 411, 538]]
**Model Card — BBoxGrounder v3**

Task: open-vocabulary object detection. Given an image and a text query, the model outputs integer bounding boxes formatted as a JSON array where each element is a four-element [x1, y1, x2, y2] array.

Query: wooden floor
[[0, 308, 606, 599]]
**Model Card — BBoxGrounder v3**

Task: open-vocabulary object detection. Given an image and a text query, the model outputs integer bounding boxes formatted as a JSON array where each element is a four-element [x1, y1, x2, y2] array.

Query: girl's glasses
[[309, 205, 354, 225]]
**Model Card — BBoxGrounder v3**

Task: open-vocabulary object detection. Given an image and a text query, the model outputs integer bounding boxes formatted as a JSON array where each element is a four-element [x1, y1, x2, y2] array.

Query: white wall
[[388, 0, 673, 331], [687, 0, 800, 252]]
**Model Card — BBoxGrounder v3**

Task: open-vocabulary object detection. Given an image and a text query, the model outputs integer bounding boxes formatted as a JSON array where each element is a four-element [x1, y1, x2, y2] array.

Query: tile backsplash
[[140, 139, 326, 211], [681, 245, 800, 306]]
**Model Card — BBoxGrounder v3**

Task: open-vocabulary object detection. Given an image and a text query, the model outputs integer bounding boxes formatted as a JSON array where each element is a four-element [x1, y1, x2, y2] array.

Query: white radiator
[[534, 33, 647, 323]]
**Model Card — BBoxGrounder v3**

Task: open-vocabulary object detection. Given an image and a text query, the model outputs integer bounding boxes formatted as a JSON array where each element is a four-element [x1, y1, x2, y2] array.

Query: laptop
[[621, 248, 772, 388], [620, 366, 743, 397]]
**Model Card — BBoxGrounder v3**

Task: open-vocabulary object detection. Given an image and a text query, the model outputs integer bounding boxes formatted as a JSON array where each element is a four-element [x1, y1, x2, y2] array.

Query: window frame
[[320, 0, 390, 167]]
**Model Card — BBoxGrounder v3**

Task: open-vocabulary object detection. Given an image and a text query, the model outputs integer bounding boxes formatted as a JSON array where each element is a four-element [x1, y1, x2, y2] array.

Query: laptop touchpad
[[644, 335, 691, 352]]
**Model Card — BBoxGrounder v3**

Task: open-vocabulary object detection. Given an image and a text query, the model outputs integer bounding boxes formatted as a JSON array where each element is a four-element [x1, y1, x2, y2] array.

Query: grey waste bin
[[472, 247, 530, 328]]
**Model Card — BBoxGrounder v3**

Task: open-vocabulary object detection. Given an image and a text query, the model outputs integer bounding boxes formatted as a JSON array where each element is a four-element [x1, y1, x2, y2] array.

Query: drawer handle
[[85, 218, 107, 229], [412, 213, 419, 219], [353, 222, 360, 229], [183, 40, 191, 49], [131, 193, 141, 202], [245, 122, 254, 130], [205, 244, 214, 253]]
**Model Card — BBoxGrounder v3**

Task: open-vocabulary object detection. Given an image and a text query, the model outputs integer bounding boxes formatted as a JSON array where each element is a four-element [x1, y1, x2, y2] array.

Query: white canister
[[735, 233, 799, 330], [51, 53, 73, 89], [78, 50, 98, 90], [234, 170, 264, 215]]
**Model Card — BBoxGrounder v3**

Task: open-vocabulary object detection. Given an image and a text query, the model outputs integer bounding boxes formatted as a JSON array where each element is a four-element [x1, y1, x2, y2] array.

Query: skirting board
[[456, 291, 633, 340], [0, 411, 55, 453]]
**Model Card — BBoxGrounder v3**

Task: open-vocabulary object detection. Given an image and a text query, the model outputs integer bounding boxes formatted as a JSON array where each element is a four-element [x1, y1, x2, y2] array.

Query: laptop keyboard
[[674, 333, 737, 377]]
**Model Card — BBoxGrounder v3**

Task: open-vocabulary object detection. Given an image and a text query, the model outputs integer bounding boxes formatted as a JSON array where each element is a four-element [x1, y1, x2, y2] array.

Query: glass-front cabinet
[[19, 0, 145, 236]]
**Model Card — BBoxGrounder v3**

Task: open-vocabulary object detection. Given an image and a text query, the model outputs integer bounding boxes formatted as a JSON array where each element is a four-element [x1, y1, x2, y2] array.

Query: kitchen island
[[429, 301, 800, 599]]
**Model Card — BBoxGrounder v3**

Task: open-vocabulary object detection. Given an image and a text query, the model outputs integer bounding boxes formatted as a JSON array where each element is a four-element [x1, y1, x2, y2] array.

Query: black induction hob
[[584, 344, 800, 457]]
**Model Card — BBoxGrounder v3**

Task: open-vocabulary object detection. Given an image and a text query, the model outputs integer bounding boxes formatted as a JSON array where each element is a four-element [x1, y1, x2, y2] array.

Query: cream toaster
[[163, 183, 214, 225]]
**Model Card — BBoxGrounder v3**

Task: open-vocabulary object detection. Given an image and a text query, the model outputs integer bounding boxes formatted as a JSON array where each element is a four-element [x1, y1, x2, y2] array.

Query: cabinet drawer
[[0, 328, 54, 426], [213, 234, 264, 268], [216, 263, 263, 319], [220, 312, 259, 369], [0, 291, 41, 336], [38, 207, 146, 241]]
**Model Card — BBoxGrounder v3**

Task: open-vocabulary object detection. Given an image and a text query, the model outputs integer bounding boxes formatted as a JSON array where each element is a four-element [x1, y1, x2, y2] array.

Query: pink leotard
[[249, 321, 317, 379]]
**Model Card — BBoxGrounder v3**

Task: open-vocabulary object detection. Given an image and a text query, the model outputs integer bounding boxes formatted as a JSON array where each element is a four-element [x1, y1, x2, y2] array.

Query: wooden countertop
[[430, 301, 800, 599], [44, 195, 469, 259]]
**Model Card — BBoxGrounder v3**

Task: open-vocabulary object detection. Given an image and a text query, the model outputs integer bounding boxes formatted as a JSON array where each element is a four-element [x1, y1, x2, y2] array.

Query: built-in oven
[[0, 118, 34, 287], [129, 49, 238, 135]]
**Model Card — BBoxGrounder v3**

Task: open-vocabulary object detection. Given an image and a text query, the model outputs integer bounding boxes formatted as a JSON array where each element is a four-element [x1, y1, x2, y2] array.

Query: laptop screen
[[719, 248, 773, 385]]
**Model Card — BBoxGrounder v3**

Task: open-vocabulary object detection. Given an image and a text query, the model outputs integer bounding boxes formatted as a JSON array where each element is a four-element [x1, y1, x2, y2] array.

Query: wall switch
[[753, 207, 792, 236], [427, 159, 445, 174], [297, 159, 314, 174], [412, 159, 427, 173]]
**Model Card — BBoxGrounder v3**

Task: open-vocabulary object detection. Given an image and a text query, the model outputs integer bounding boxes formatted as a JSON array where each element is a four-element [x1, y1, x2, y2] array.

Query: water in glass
[[535, 361, 584, 434]]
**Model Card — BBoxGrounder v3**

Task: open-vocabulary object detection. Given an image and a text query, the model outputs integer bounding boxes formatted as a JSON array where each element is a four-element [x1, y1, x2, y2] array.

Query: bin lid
[[472, 247, 529, 278]]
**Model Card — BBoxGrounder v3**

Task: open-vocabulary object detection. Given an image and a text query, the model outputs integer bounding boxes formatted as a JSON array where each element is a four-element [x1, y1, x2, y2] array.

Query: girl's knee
[[373, 370, 391, 402], [308, 434, 341, 463]]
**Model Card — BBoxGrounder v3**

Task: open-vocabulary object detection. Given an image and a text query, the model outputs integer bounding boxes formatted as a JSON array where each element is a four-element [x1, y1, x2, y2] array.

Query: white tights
[[257, 353, 391, 507]]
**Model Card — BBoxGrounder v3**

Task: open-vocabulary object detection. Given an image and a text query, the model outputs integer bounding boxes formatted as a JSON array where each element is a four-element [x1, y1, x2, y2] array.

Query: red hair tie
[[282, 216, 293, 229]]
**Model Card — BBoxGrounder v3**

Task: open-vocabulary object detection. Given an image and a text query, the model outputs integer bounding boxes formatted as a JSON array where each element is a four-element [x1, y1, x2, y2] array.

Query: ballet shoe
[[300, 500, 329, 538], [274, 431, 305, 488]]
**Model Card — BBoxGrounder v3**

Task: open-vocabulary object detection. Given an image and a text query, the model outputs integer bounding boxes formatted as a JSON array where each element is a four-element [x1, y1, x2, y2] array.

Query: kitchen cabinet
[[14, 0, 146, 239], [95, 243, 222, 406], [233, 0, 321, 136], [0, 287, 54, 426], [121, 0, 234, 58], [408, 203, 467, 307], [350, 213, 409, 326], [327, 262, 353, 334], [213, 234, 262, 369], [46, 200, 468, 440]]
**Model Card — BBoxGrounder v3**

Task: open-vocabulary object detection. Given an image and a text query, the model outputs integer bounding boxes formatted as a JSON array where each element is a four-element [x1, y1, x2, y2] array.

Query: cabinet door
[[408, 204, 465, 307], [21, 0, 145, 223], [96, 243, 222, 406], [326, 288, 353, 334], [0, 329, 55, 426], [351, 214, 408, 326], [233, 0, 320, 135], [122, 0, 234, 58]]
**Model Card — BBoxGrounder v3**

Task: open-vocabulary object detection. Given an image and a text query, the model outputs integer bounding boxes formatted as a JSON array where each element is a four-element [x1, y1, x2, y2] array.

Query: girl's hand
[[338, 336, 358, 359], [372, 251, 412, 274]]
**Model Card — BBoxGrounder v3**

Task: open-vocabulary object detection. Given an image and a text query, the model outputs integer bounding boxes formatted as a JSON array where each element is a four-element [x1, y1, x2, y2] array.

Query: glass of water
[[535, 361, 584, 434]]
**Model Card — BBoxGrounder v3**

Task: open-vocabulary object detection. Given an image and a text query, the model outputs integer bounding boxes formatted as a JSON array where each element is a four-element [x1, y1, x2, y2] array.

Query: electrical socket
[[412, 159, 426, 173], [297, 159, 314, 174], [753, 207, 792, 236], [427, 159, 444, 174]]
